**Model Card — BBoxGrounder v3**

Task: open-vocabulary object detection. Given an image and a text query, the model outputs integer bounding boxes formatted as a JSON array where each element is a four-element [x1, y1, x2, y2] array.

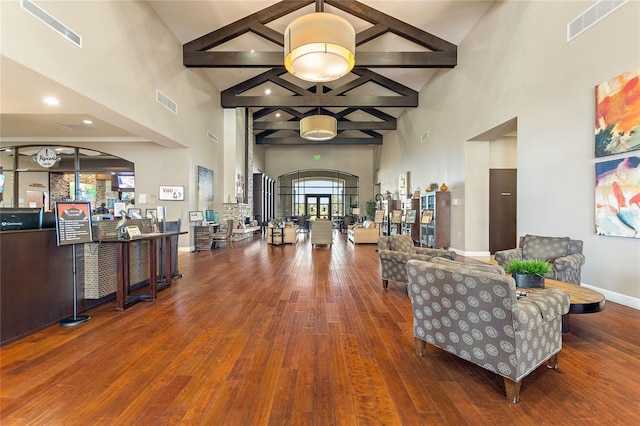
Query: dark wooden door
[[489, 169, 517, 254]]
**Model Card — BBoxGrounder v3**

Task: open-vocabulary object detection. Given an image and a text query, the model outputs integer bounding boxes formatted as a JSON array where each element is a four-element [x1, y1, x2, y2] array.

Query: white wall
[[1, 0, 225, 247], [264, 145, 375, 213], [377, 0, 640, 305]]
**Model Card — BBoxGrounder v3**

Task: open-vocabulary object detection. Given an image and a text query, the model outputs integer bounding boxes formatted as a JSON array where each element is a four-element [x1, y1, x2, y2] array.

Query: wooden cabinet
[[420, 191, 450, 249], [401, 198, 420, 242], [194, 226, 212, 251]]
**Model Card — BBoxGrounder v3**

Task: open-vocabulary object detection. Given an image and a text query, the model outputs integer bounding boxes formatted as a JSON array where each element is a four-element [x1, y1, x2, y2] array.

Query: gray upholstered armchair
[[406, 258, 570, 402], [494, 234, 585, 284], [378, 234, 456, 290]]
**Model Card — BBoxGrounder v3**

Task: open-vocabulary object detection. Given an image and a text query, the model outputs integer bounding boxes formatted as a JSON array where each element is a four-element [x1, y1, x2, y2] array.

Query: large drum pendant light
[[300, 115, 337, 141], [284, 12, 355, 82]]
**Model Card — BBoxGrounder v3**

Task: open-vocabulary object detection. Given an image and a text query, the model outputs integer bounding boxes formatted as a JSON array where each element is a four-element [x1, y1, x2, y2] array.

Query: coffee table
[[522, 278, 606, 333]]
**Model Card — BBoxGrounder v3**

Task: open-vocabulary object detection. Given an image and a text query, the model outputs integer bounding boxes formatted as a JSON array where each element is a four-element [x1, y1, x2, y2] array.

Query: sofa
[[347, 220, 381, 244], [311, 219, 333, 247], [378, 234, 456, 290], [267, 223, 299, 244], [406, 258, 570, 402], [494, 234, 585, 284]]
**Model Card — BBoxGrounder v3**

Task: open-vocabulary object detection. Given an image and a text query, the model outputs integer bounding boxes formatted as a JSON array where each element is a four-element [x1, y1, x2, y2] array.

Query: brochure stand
[[55, 201, 93, 327]]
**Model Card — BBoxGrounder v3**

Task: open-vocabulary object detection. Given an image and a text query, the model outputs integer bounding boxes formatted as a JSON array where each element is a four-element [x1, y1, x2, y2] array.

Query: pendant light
[[300, 113, 337, 141], [284, 12, 355, 82]]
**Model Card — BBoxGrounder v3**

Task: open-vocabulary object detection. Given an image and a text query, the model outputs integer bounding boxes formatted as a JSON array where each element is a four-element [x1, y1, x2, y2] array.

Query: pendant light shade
[[300, 115, 337, 141], [284, 12, 355, 82]]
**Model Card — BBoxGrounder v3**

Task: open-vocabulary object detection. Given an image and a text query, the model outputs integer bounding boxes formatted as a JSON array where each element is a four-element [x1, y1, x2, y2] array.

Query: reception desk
[[1, 225, 184, 345]]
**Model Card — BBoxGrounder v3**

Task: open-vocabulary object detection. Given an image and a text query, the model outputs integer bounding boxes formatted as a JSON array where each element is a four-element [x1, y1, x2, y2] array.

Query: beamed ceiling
[[182, 0, 458, 146]]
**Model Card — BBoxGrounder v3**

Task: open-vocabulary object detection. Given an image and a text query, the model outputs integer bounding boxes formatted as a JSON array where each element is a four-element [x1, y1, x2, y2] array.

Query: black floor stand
[[60, 244, 90, 327]]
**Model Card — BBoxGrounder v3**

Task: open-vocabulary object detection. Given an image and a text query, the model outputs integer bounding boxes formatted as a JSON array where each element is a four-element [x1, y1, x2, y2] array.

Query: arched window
[[278, 170, 358, 219]]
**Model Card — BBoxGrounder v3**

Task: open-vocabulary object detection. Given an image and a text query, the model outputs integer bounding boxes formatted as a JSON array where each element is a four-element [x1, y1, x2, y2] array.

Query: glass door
[[305, 195, 331, 220]]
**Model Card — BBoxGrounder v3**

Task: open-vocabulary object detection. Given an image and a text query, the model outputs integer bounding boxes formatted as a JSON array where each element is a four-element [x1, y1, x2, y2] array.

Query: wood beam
[[325, 0, 457, 52], [222, 93, 418, 108], [256, 135, 383, 145], [184, 0, 313, 52], [253, 121, 395, 130], [184, 51, 456, 68]]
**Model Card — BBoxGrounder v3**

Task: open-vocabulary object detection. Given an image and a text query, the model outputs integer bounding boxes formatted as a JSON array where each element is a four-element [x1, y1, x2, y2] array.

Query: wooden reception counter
[[1, 225, 184, 346]]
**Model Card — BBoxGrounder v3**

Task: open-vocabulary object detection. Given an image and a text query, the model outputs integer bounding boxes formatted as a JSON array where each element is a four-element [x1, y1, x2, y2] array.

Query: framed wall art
[[595, 156, 640, 238], [595, 67, 640, 157]]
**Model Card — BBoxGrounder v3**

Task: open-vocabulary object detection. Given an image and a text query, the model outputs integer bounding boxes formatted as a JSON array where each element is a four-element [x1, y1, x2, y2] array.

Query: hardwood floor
[[2, 232, 639, 425]]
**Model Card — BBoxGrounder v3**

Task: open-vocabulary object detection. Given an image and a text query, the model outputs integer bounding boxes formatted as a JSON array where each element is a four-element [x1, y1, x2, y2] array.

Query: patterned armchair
[[494, 234, 585, 284], [378, 234, 456, 290], [406, 258, 570, 402]]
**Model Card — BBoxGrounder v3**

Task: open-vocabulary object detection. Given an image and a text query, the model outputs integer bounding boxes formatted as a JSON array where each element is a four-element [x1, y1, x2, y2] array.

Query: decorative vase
[[440, 183, 448, 191], [513, 274, 545, 288]]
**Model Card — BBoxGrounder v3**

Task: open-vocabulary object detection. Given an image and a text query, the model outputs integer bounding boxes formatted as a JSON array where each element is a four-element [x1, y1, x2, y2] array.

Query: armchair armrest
[[495, 248, 522, 266], [414, 247, 456, 260], [513, 289, 570, 331], [553, 253, 585, 272]]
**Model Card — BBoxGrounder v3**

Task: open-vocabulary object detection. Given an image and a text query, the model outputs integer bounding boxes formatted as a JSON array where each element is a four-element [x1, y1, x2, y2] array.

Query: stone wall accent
[[222, 202, 251, 224], [49, 173, 99, 210]]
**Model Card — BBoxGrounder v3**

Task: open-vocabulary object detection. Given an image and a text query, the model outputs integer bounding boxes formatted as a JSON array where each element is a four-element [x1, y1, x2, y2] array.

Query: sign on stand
[[55, 201, 93, 246]]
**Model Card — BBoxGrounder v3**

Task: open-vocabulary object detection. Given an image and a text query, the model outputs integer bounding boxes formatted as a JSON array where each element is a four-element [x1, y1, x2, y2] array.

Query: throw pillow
[[522, 234, 570, 262], [390, 234, 416, 254]]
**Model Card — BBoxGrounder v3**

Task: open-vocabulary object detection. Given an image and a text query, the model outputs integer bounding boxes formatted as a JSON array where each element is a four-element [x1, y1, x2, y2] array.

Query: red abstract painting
[[595, 67, 640, 157]]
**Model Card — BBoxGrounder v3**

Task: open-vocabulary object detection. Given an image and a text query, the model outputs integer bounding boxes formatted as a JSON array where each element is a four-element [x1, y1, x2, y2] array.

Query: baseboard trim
[[582, 283, 639, 310]]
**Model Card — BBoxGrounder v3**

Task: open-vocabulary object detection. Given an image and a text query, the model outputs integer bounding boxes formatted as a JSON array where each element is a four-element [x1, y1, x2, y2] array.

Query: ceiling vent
[[567, 0, 628, 42], [21, 0, 82, 47], [156, 90, 177, 114], [207, 131, 218, 143]]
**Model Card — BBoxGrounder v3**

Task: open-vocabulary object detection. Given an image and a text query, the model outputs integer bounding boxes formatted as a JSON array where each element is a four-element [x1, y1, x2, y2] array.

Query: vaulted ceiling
[[1, 1, 493, 146], [177, 0, 463, 146]]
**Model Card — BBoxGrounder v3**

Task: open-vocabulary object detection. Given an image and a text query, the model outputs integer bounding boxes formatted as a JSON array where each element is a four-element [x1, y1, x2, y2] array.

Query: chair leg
[[415, 338, 426, 356], [382, 279, 388, 290], [503, 378, 521, 403], [547, 352, 559, 369]]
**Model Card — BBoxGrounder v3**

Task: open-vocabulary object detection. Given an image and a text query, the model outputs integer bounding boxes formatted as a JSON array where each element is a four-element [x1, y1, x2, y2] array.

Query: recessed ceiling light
[[83, 119, 93, 124], [43, 96, 59, 106], [265, 88, 271, 95]]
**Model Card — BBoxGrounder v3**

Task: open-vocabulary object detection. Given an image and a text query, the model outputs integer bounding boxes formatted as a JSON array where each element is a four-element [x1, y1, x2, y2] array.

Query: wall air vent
[[207, 131, 219, 143], [568, 0, 628, 42], [21, 0, 82, 47], [156, 90, 178, 114]]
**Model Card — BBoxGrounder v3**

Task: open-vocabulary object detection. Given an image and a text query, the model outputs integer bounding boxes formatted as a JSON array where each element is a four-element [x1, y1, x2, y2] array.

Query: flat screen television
[[112, 174, 135, 192], [0, 208, 43, 231]]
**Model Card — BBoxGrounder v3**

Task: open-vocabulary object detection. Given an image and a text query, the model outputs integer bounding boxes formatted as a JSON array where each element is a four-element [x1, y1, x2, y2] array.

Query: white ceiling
[[0, 0, 493, 144]]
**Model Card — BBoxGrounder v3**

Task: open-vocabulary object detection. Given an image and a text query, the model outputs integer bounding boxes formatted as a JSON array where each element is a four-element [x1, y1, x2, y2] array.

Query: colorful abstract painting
[[595, 156, 640, 238], [595, 67, 640, 157]]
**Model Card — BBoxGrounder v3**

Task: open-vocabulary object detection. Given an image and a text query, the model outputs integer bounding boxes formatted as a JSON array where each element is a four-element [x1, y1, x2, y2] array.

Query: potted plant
[[364, 200, 377, 220], [269, 217, 285, 228], [504, 259, 552, 288]]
